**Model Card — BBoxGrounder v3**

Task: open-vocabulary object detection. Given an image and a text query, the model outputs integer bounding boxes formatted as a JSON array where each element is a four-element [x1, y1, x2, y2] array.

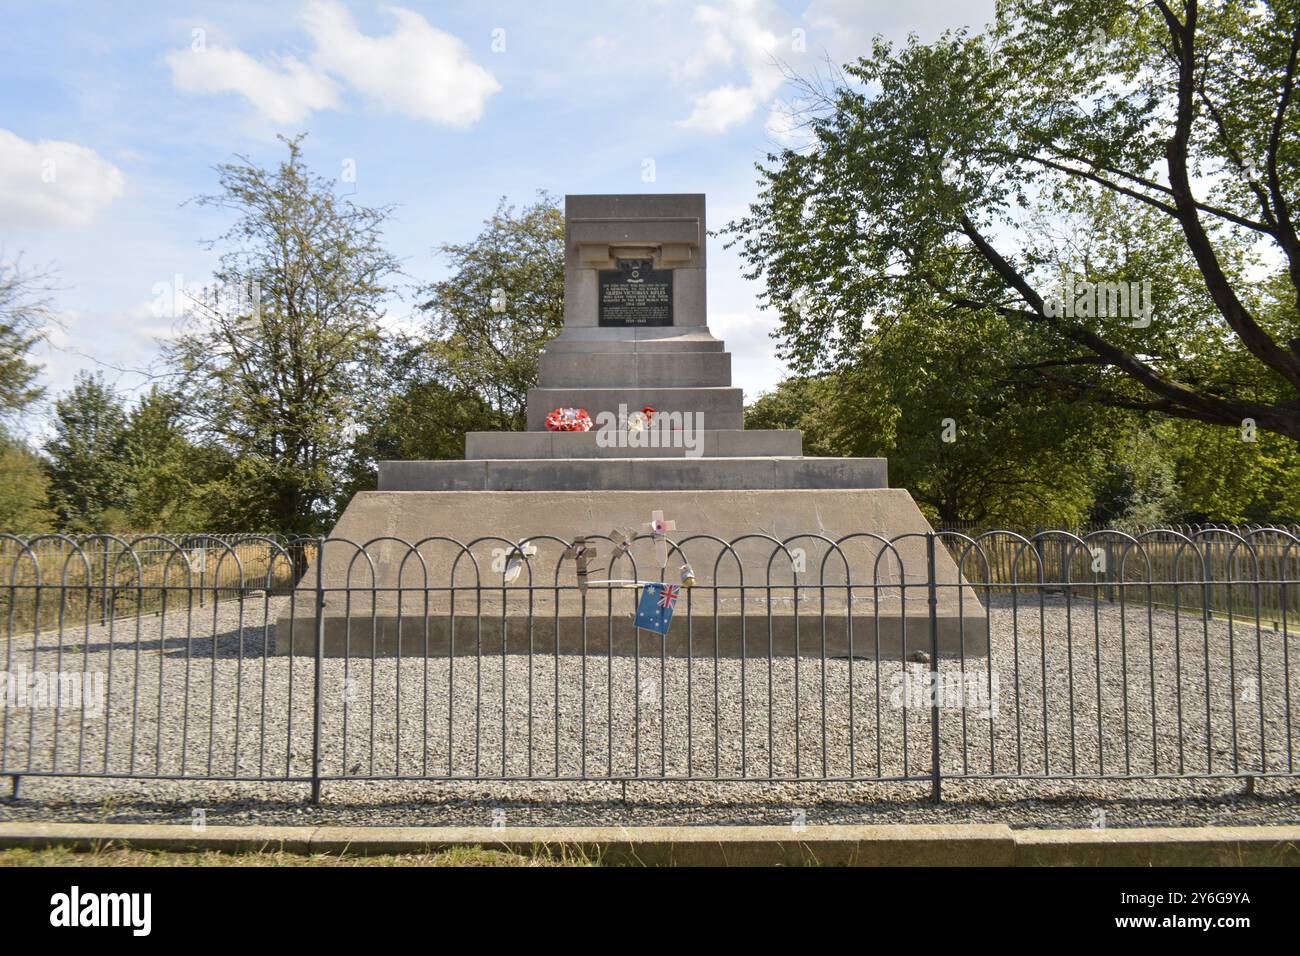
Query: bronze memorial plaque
[[598, 259, 673, 326]]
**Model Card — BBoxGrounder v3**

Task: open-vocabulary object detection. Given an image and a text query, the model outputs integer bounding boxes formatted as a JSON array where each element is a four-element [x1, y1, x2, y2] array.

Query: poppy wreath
[[545, 407, 593, 432]]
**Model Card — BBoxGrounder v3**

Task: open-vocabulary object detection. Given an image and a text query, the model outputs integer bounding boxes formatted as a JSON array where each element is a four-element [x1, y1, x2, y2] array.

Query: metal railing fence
[[937, 524, 1300, 624], [0, 527, 1296, 803]]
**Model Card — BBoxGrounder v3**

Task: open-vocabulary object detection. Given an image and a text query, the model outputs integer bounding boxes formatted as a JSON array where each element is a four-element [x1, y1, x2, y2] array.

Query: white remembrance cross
[[643, 510, 677, 569]]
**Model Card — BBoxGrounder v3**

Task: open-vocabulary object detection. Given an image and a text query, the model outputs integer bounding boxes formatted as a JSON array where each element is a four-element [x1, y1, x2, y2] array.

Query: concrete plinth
[[300, 194, 987, 661], [539, 327, 724, 352], [525, 386, 744, 431], [464, 430, 802, 459], [538, 350, 731, 387], [376, 456, 888, 491], [275, 489, 988, 658]]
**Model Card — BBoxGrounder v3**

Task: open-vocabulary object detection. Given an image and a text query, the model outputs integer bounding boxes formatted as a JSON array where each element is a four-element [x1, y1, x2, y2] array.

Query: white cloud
[[166, 46, 341, 125], [678, 0, 791, 133], [707, 309, 785, 397], [42, 323, 71, 350], [0, 129, 125, 228], [803, 0, 997, 61], [764, 96, 813, 146], [675, 0, 997, 134], [682, 84, 766, 133], [165, 1, 500, 128], [302, 1, 501, 127]]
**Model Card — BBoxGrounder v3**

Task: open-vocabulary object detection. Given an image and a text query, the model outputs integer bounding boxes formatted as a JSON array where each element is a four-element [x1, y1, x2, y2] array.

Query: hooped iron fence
[[0, 526, 1297, 803]]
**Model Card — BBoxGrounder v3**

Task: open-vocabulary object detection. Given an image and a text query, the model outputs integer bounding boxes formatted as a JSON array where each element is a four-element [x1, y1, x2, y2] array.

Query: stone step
[[278, 487, 986, 658], [526, 386, 744, 430], [540, 326, 726, 353], [465, 429, 802, 459], [538, 350, 730, 388], [378, 456, 888, 492]]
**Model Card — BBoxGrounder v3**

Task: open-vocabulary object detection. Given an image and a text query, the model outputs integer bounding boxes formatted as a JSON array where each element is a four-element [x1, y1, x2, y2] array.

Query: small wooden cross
[[609, 527, 636, 555], [644, 510, 677, 568], [502, 540, 537, 583], [563, 538, 599, 591]]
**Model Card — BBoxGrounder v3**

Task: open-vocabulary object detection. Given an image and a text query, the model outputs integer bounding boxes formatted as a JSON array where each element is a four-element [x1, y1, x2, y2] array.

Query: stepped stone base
[[525, 386, 744, 431], [377, 456, 888, 492], [289, 196, 988, 660], [538, 350, 731, 387], [274, 489, 989, 658], [465, 429, 802, 459], [539, 326, 724, 352]]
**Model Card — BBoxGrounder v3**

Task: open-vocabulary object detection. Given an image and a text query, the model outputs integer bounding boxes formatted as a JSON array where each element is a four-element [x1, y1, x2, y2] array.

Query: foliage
[[44, 371, 131, 531], [416, 194, 564, 430], [0, 255, 50, 427], [337, 342, 501, 501], [748, 305, 1120, 525], [0, 435, 55, 533], [1168, 418, 1300, 523], [119, 387, 236, 531], [163, 134, 401, 533], [725, 0, 1300, 443], [1087, 422, 1182, 527], [743, 376, 839, 456]]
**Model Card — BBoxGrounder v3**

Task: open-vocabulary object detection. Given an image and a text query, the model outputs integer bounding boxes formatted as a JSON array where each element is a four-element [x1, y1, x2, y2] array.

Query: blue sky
[[0, 0, 994, 438]]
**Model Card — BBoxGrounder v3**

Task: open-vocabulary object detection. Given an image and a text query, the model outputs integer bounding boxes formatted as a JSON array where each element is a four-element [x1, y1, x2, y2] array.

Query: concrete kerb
[[1015, 826, 1300, 867], [2, 823, 1299, 865]]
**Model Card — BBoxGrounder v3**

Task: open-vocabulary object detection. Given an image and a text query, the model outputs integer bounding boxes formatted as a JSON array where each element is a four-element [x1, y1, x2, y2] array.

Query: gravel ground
[[2, 593, 1298, 829]]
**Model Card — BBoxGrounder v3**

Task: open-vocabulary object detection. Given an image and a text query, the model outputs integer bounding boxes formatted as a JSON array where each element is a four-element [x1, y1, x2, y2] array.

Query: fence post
[[1105, 540, 1116, 603], [100, 543, 110, 625], [310, 537, 325, 805], [927, 533, 942, 803]]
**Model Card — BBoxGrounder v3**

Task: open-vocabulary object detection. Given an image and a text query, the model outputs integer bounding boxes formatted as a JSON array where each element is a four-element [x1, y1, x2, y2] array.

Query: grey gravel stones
[[2, 592, 1297, 829]]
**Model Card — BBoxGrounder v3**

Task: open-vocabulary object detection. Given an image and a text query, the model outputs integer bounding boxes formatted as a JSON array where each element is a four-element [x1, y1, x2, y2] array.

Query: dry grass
[[0, 538, 308, 632], [944, 532, 1300, 625], [0, 843, 597, 867]]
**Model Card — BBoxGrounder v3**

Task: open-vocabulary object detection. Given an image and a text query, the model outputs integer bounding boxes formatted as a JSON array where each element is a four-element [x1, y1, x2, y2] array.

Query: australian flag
[[635, 583, 680, 635]]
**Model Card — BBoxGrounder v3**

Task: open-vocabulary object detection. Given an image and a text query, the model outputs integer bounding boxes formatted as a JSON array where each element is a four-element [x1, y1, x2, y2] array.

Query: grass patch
[[0, 844, 598, 867]]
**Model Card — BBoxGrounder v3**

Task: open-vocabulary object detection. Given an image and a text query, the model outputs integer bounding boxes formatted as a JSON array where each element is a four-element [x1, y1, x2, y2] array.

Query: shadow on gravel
[[5, 791, 1300, 830], [22, 623, 277, 658]]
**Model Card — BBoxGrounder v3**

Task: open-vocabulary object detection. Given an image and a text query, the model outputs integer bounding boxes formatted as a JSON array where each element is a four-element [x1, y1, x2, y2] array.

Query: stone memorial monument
[[277, 194, 987, 657]]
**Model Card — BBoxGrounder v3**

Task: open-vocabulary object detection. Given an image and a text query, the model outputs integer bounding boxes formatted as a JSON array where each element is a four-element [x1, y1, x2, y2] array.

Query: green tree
[[45, 371, 130, 531], [119, 386, 235, 531], [0, 255, 49, 428], [416, 194, 564, 430], [0, 255, 56, 533], [0, 435, 55, 533], [748, 308, 1120, 526], [336, 342, 500, 501], [744, 376, 839, 457], [1088, 423, 1182, 527], [164, 134, 400, 533], [1168, 419, 1300, 523], [726, 0, 1300, 443]]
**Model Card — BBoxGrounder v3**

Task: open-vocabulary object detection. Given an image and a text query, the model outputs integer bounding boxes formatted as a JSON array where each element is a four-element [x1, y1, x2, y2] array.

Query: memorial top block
[[563, 194, 708, 330]]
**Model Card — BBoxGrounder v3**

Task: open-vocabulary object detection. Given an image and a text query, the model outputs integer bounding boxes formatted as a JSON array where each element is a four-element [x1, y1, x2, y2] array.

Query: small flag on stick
[[635, 582, 680, 635]]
